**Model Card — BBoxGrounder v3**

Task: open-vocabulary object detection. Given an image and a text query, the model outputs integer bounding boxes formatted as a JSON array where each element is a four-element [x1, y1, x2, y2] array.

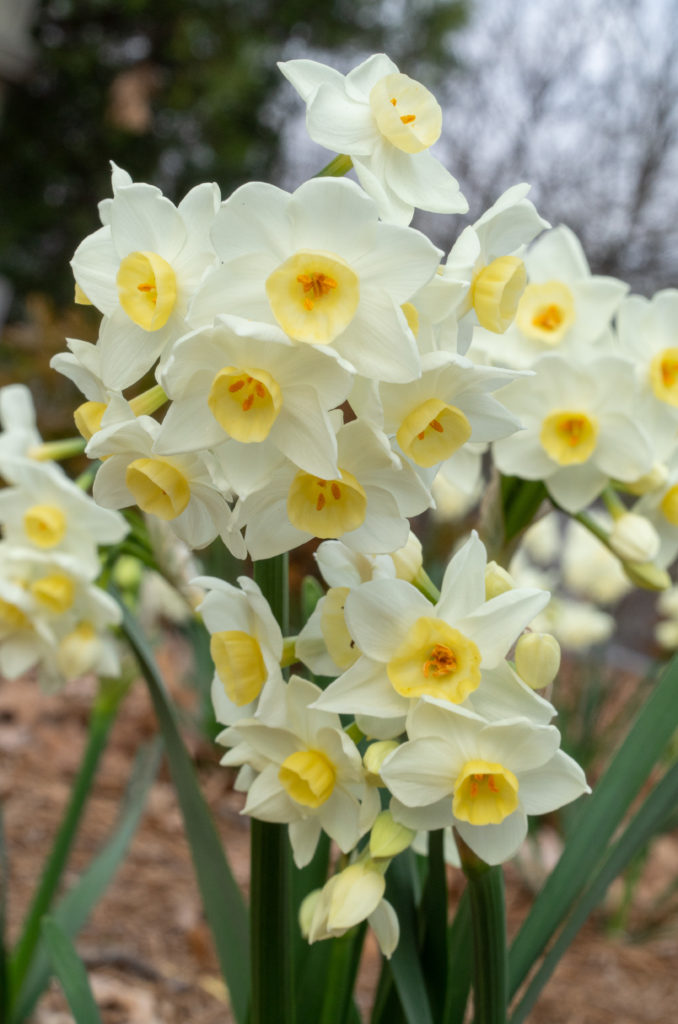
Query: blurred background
[[1, 0, 677, 438]]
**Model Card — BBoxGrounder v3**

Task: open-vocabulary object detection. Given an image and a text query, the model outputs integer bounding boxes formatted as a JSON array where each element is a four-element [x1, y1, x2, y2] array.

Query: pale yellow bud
[[485, 561, 515, 600], [515, 631, 561, 690], [623, 560, 671, 591], [624, 463, 669, 496], [390, 531, 423, 581], [299, 889, 322, 939], [369, 809, 415, 859], [609, 513, 660, 564], [363, 740, 400, 782]]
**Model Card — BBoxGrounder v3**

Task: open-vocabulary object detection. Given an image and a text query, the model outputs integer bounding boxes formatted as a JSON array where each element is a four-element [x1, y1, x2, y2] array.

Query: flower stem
[[250, 555, 294, 1024], [456, 833, 508, 1024], [28, 437, 86, 462], [315, 154, 353, 177]]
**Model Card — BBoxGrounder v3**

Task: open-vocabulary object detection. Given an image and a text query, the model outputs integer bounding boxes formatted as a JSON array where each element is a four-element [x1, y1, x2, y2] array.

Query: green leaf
[[11, 741, 160, 1023], [384, 852, 434, 1024], [318, 925, 368, 1024], [118, 600, 250, 1024], [459, 839, 507, 1024], [509, 653, 678, 998], [501, 476, 548, 545], [10, 678, 127, 1001], [42, 918, 102, 1024], [442, 888, 472, 1024], [510, 758, 678, 1022], [420, 830, 448, 1019]]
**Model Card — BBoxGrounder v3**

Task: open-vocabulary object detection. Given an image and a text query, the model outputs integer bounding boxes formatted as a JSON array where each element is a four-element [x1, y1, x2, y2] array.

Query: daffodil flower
[[279, 53, 468, 225]]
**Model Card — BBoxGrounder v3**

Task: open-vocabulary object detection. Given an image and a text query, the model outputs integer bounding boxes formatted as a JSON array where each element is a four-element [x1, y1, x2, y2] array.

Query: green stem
[[457, 835, 507, 1024], [28, 437, 86, 462], [318, 924, 367, 1024], [315, 154, 353, 177], [9, 679, 127, 1002], [250, 556, 294, 1024]]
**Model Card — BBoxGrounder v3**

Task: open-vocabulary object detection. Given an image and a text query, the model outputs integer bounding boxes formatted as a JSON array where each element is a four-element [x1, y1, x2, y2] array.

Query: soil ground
[[1, 638, 677, 1024]]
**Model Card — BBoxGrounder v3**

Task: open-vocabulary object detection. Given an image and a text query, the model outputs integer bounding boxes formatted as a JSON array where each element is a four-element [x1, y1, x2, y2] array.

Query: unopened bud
[[624, 463, 669, 495], [363, 740, 400, 781], [609, 513, 660, 563], [515, 631, 561, 690], [299, 889, 322, 939], [369, 809, 415, 860], [391, 531, 423, 582], [485, 561, 515, 600], [623, 560, 671, 591]]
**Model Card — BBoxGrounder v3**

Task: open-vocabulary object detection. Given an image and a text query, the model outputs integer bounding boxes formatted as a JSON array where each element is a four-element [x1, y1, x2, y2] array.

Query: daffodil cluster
[[0, 385, 127, 685], [43, 50, 678, 959]]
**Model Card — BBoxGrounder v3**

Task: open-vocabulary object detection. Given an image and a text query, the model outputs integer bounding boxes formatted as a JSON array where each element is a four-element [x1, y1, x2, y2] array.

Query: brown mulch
[[1, 649, 677, 1024]]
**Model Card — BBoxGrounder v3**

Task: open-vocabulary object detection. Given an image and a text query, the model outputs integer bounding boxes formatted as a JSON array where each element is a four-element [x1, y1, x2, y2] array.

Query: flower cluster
[[0, 385, 127, 685], [43, 51, 678, 959]]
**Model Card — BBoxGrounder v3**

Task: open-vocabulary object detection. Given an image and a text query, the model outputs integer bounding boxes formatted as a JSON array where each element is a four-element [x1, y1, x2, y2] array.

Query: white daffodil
[[0, 384, 43, 462], [71, 167, 220, 389], [301, 858, 399, 958], [278, 53, 467, 225], [238, 418, 431, 560], [0, 544, 122, 684], [194, 574, 284, 726], [477, 225, 628, 368], [219, 675, 380, 867], [634, 450, 678, 569], [87, 413, 245, 555], [381, 699, 589, 865], [314, 532, 549, 730], [154, 314, 351, 479], [437, 184, 549, 349], [352, 351, 522, 473], [189, 177, 441, 383], [0, 456, 128, 575], [492, 353, 652, 512], [617, 289, 678, 458]]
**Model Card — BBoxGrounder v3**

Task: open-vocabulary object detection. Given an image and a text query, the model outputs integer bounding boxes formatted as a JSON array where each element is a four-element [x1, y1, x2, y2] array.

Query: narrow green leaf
[[118, 600, 250, 1024], [459, 838, 507, 1024], [42, 918, 102, 1024], [385, 852, 434, 1024], [501, 476, 548, 544], [10, 679, 127, 999], [11, 741, 160, 1024], [442, 887, 472, 1024], [510, 759, 678, 1023], [509, 653, 678, 998], [420, 830, 448, 1019], [292, 832, 332, 1023], [318, 925, 367, 1024]]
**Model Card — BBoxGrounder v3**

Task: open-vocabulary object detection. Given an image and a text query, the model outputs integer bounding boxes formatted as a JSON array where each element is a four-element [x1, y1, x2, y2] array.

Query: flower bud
[[609, 513, 660, 563], [299, 889, 322, 939], [624, 463, 669, 496], [485, 560, 515, 600], [363, 740, 400, 782], [369, 809, 415, 859], [514, 632, 561, 690], [391, 531, 423, 581], [623, 560, 671, 591]]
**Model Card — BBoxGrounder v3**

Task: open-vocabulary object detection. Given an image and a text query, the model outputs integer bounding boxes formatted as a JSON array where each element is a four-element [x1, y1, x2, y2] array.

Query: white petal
[[288, 818, 323, 868], [384, 149, 468, 215], [518, 749, 590, 815], [275, 388, 339, 478], [437, 532, 487, 623], [454, 809, 528, 865], [345, 578, 430, 661], [314, 656, 409, 719], [380, 737, 457, 806], [110, 185, 186, 262], [369, 899, 400, 958], [545, 463, 607, 513], [352, 221, 442, 303], [456, 588, 551, 667], [306, 85, 376, 155], [337, 295, 420, 382], [278, 58, 345, 102]]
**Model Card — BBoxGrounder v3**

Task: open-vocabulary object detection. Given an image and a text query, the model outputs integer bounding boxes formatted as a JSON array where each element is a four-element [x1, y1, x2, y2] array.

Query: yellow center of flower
[[369, 72, 442, 153], [278, 748, 336, 808], [516, 282, 576, 344], [210, 630, 267, 706], [540, 410, 598, 465], [649, 348, 678, 406], [660, 484, 678, 526], [472, 256, 527, 333], [74, 401, 108, 442], [208, 366, 282, 442], [397, 398, 472, 468], [56, 621, 99, 678], [24, 504, 67, 548], [320, 586, 360, 670], [125, 458, 190, 520], [287, 469, 367, 539], [0, 597, 29, 630], [266, 250, 360, 345], [30, 572, 76, 614], [116, 250, 177, 331], [453, 759, 519, 825], [387, 616, 482, 702]]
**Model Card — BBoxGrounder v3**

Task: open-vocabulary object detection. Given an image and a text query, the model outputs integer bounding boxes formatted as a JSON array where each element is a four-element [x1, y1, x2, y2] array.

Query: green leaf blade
[[42, 918, 102, 1024]]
